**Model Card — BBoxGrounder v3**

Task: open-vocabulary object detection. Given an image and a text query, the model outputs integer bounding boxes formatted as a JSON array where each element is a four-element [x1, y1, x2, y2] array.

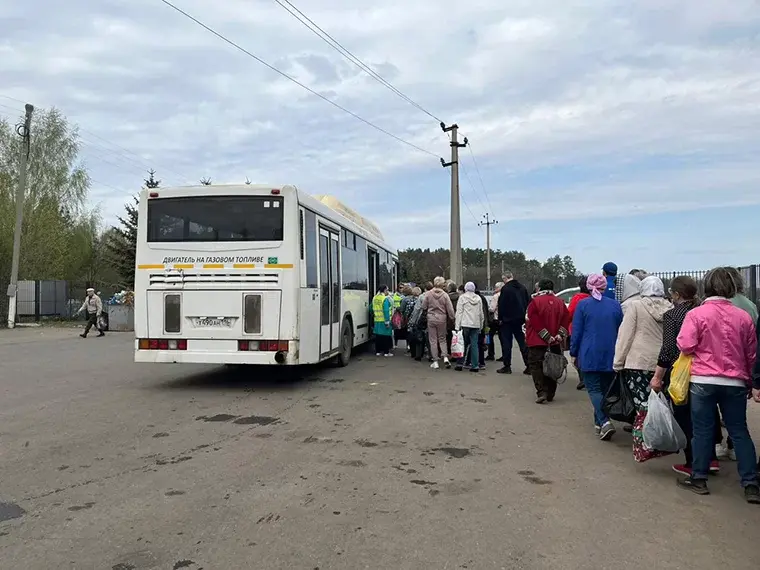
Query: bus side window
[[304, 210, 318, 288]]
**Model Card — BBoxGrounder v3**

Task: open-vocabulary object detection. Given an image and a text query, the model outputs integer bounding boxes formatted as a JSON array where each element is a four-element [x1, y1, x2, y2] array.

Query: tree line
[[0, 107, 582, 304], [398, 249, 579, 291]]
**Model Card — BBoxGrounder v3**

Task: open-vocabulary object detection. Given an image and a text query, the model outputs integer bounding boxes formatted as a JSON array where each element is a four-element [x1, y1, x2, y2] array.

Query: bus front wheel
[[336, 320, 353, 367]]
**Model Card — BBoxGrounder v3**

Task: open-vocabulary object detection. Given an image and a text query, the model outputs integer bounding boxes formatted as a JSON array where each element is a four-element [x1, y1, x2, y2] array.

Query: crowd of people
[[371, 261, 760, 505]]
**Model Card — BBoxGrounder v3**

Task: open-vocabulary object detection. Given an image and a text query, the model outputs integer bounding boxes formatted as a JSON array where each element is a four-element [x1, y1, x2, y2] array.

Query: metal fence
[[650, 265, 759, 304], [0, 280, 120, 326]]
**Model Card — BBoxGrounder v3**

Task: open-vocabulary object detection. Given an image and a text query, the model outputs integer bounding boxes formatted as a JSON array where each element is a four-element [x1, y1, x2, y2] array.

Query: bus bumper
[[134, 339, 299, 365]]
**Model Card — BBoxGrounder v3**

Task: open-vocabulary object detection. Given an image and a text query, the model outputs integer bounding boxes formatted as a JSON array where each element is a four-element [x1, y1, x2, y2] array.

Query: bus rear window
[[147, 196, 283, 242]]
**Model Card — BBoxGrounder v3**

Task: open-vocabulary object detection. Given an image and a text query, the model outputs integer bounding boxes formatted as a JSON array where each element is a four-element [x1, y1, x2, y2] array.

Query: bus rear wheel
[[336, 320, 353, 367]]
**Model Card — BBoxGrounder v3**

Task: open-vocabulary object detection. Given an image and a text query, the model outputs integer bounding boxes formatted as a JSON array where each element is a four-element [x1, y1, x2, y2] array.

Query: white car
[[556, 287, 580, 307]]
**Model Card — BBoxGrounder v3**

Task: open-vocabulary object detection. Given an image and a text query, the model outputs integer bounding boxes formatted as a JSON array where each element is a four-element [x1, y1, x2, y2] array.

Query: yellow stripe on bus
[[173, 264, 193, 269], [265, 264, 293, 269], [137, 264, 165, 269], [202, 263, 224, 269], [233, 263, 256, 269]]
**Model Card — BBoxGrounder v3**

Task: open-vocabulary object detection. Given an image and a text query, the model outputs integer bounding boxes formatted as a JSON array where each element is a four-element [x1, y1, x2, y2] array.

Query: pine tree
[[105, 170, 159, 287]]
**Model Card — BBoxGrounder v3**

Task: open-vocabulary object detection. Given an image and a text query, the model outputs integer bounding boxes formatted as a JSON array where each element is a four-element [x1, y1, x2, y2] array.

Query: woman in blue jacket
[[570, 274, 624, 441]]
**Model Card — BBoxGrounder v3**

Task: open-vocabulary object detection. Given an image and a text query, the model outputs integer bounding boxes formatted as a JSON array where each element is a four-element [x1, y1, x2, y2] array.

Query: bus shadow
[[155, 363, 328, 392]]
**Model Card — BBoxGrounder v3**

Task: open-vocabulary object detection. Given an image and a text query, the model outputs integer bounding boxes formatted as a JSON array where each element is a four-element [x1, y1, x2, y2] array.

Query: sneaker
[[715, 443, 729, 459], [594, 425, 601, 435], [496, 367, 512, 374], [384, 353, 393, 357], [599, 422, 616, 441], [443, 358, 451, 369], [677, 476, 709, 495], [672, 464, 692, 477], [709, 460, 720, 474], [454, 365, 463, 372], [535, 394, 547, 404], [79, 333, 87, 338], [728, 449, 737, 461], [469, 368, 479, 373], [97, 332, 105, 337], [376, 353, 383, 356], [576, 381, 585, 390], [745, 484, 760, 504], [430, 361, 439, 369]]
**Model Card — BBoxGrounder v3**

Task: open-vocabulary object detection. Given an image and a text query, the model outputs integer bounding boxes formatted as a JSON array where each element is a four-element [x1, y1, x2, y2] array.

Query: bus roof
[[139, 184, 397, 257]]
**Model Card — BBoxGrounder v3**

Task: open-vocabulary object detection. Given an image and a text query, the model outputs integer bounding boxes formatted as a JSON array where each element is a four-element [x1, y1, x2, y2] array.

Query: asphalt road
[[1, 326, 759, 570]]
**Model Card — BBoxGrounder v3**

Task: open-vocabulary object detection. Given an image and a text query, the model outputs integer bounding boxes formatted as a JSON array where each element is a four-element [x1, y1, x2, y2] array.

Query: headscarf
[[464, 281, 476, 293], [586, 274, 607, 301], [639, 275, 665, 298], [622, 274, 642, 302]]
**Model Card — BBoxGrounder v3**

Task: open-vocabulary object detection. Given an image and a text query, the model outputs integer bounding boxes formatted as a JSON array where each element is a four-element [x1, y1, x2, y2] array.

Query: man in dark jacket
[[497, 272, 531, 374]]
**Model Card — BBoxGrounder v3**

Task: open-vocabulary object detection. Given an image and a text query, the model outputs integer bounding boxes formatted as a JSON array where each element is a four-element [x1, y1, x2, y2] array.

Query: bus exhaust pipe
[[274, 351, 287, 364]]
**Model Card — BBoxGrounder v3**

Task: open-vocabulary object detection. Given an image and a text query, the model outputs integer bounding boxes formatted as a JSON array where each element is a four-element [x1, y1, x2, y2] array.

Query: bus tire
[[336, 319, 353, 367]]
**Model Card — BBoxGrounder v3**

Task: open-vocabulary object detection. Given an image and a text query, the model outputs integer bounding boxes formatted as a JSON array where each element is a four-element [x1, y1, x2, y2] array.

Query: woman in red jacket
[[567, 275, 591, 390], [525, 278, 571, 404]]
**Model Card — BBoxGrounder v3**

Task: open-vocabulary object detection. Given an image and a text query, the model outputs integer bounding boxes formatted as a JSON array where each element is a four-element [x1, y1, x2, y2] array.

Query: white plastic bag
[[451, 330, 464, 359], [642, 390, 687, 452]]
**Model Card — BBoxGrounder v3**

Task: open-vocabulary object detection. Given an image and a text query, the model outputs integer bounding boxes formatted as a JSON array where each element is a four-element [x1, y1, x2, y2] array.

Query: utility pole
[[440, 122, 467, 284], [479, 213, 498, 289], [6, 103, 34, 329]]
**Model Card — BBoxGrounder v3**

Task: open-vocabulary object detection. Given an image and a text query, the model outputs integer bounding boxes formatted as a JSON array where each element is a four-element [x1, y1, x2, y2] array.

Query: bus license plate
[[193, 317, 232, 328]]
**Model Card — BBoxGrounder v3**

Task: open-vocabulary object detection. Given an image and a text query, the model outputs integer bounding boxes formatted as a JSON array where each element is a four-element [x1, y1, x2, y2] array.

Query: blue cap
[[602, 262, 618, 276]]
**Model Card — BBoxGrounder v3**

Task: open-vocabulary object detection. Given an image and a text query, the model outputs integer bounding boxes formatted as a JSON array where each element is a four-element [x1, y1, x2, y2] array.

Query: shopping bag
[[451, 330, 464, 359], [543, 350, 568, 384], [603, 373, 636, 424], [642, 390, 687, 452], [632, 410, 675, 463], [668, 353, 692, 405]]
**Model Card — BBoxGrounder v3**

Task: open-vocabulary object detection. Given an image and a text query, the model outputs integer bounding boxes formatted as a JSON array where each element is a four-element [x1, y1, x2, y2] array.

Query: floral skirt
[[623, 369, 654, 413]]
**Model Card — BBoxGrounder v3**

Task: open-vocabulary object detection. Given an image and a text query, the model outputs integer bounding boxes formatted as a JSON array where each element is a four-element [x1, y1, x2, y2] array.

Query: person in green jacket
[[726, 267, 759, 322], [372, 285, 394, 356]]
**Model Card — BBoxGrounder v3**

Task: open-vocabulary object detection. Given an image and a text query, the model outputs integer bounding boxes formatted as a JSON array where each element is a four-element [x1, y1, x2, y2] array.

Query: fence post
[[750, 265, 758, 305], [34, 280, 40, 322]]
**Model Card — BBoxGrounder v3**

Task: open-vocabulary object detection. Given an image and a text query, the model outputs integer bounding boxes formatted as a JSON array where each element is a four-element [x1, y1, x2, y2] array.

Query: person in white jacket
[[454, 282, 485, 372]]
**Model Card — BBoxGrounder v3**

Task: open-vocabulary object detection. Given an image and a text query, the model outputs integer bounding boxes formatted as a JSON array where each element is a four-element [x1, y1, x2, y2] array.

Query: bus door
[[319, 226, 341, 357]]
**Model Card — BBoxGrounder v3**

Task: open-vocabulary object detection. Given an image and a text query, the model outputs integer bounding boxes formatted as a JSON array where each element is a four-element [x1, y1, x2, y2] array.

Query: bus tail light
[[243, 294, 262, 334], [238, 340, 288, 351], [138, 338, 187, 350]]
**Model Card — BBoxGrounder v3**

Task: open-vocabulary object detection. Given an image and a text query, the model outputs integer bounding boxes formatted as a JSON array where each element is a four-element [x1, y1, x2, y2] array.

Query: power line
[[159, 0, 440, 159], [465, 142, 494, 214], [271, 0, 443, 123]]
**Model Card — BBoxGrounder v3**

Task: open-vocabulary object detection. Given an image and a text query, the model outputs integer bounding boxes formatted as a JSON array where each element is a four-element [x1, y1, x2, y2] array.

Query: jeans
[[500, 321, 528, 368], [690, 383, 758, 486], [582, 371, 614, 427], [458, 327, 480, 369]]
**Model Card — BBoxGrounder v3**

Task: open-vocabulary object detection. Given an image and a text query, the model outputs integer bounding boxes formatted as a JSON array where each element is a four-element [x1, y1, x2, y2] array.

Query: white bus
[[134, 184, 398, 367]]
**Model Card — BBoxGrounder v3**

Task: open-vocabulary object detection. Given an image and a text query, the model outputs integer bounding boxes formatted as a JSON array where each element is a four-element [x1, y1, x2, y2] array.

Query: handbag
[[603, 372, 636, 424], [667, 353, 692, 405], [543, 349, 568, 383]]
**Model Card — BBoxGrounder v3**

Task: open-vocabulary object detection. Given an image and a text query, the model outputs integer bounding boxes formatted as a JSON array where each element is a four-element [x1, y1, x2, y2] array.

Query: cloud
[[1, 0, 759, 270]]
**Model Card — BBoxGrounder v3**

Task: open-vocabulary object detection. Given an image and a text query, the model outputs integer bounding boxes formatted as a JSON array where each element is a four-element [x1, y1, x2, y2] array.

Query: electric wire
[[159, 0, 440, 159]]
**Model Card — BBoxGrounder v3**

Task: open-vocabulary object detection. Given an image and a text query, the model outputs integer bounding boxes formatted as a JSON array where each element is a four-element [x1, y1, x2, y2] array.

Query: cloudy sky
[[2, 0, 759, 273]]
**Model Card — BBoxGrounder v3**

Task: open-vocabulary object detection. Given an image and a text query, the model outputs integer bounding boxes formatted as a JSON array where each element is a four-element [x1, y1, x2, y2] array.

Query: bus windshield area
[[146, 195, 284, 242]]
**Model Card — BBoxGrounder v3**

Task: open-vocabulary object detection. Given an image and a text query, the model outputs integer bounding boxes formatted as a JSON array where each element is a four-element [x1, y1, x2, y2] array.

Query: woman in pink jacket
[[676, 267, 760, 503]]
